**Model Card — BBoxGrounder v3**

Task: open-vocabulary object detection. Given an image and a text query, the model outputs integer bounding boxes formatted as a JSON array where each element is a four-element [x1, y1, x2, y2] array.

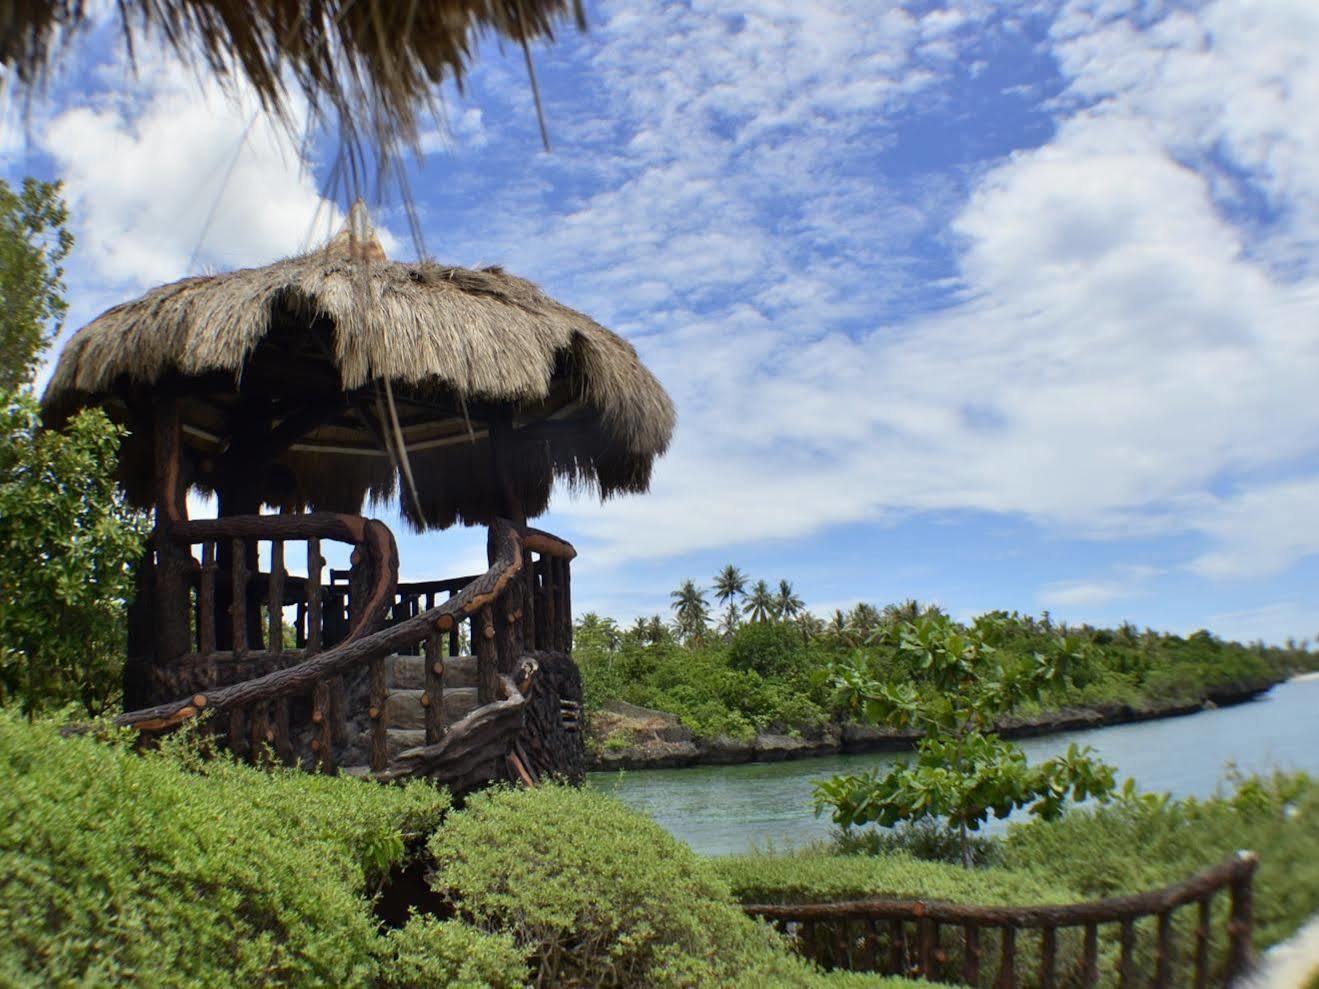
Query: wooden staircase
[[378, 652, 480, 762]]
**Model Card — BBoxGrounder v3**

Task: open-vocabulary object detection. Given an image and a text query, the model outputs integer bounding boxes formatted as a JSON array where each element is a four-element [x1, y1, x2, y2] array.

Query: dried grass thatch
[[2, 0, 583, 164], [42, 237, 674, 529]]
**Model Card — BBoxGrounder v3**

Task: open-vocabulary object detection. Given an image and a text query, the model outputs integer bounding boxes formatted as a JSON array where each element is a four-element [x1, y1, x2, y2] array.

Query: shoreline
[[586, 680, 1278, 773]]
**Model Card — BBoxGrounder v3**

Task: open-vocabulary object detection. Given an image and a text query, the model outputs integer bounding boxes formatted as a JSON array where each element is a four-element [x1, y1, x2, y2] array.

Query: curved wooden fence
[[744, 851, 1258, 988]]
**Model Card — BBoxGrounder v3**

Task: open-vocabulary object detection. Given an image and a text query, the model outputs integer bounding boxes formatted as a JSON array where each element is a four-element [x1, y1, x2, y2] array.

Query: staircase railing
[[743, 852, 1258, 988], [116, 518, 574, 780]]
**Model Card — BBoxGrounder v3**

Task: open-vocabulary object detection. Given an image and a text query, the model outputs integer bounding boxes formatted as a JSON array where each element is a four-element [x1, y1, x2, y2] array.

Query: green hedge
[[0, 712, 449, 987], [712, 849, 1081, 906], [427, 783, 840, 987]]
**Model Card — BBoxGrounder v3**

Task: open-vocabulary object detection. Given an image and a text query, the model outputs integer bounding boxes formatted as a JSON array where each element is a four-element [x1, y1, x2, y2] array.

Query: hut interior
[[41, 204, 674, 790]]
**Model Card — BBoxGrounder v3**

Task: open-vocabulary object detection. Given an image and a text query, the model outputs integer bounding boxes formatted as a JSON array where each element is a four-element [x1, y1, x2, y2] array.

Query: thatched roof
[[42, 220, 674, 530], [2, 0, 582, 161]]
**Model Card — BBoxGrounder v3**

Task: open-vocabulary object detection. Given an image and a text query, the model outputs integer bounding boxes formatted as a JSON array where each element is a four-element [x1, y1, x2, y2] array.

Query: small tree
[[814, 612, 1118, 867], [0, 179, 150, 715]]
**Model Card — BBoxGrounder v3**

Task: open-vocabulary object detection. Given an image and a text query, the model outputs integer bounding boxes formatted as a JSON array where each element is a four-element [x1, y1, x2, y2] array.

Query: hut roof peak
[[322, 200, 387, 262]]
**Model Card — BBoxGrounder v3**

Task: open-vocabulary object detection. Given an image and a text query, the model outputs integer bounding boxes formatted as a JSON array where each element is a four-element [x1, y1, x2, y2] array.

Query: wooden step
[[385, 653, 478, 690], [384, 687, 479, 729]]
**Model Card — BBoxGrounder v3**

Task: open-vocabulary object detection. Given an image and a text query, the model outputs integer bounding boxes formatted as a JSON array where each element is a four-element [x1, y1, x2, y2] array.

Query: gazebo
[[42, 205, 673, 789]]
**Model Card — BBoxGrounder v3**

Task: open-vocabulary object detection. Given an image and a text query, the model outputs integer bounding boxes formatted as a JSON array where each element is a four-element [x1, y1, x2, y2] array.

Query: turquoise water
[[589, 676, 1319, 856]]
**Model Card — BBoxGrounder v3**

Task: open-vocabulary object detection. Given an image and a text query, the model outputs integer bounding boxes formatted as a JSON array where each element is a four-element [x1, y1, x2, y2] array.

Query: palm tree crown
[[713, 565, 748, 605], [743, 580, 775, 623], [670, 579, 711, 641], [775, 579, 804, 621]]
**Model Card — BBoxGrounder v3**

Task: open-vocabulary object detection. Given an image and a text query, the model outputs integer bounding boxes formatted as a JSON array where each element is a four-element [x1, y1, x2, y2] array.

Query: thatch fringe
[[1, 0, 584, 168]]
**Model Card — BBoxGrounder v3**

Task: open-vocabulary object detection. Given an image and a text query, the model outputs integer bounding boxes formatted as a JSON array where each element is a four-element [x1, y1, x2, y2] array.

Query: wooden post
[[860, 918, 878, 972], [476, 604, 498, 705], [231, 537, 248, 656], [1082, 923, 1099, 988], [887, 919, 904, 975], [199, 540, 217, 655], [1154, 910, 1173, 988], [523, 549, 537, 650], [267, 539, 285, 650], [152, 396, 192, 677], [369, 653, 388, 772], [1039, 926, 1057, 989], [424, 632, 444, 746], [918, 917, 935, 977], [995, 927, 1016, 989], [312, 679, 333, 773], [1118, 919, 1136, 989], [561, 557, 572, 652], [306, 539, 322, 653], [963, 923, 981, 986], [248, 701, 269, 763], [1226, 853, 1257, 983], [541, 558, 557, 651]]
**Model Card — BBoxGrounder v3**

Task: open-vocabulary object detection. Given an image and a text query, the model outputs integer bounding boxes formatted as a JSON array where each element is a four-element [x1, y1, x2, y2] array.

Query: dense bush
[[0, 712, 449, 986], [378, 915, 526, 989], [427, 783, 841, 987], [712, 849, 1079, 907], [1000, 772, 1319, 950]]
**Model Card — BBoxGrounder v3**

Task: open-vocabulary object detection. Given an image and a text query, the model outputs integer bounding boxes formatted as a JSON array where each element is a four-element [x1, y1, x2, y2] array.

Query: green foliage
[[0, 393, 150, 715], [426, 783, 820, 987], [1000, 771, 1319, 950], [816, 613, 1117, 864], [0, 177, 72, 391], [378, 915, 527, 989], [712, 849, 1078, 907], [830, 819, 998, 868], [579, 588, 1312, 758], [0, 711, 451, 987]]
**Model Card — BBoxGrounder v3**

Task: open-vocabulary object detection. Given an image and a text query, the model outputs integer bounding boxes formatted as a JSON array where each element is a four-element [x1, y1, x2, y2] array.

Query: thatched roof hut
[[42, 209, 674, 529]]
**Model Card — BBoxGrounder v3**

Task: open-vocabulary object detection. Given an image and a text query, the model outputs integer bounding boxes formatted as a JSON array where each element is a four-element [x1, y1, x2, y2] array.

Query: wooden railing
[[744, 852, 1259, 988], [168, 512, 398, 771], [118, 518, 575, 781]]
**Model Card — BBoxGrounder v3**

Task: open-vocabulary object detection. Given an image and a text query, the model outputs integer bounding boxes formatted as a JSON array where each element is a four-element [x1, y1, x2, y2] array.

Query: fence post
[[1225, 850, 1259, 984]]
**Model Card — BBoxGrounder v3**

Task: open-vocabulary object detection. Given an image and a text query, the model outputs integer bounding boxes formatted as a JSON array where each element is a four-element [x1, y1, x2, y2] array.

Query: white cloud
[[40, 58, 348, 290], [1189, 477, 1319, 579]]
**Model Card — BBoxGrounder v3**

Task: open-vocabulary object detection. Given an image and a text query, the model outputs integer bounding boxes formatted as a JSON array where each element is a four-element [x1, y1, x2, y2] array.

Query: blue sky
[[6, 0, 1319, 644]]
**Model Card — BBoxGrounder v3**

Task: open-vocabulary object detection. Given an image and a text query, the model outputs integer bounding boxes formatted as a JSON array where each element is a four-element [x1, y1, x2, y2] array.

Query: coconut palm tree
[[794, 611, 824, 643], [713, 565, 748, 606], [775, 579, 804, 621], [743, 580, 775, 623], [670, 580, 710, 642]]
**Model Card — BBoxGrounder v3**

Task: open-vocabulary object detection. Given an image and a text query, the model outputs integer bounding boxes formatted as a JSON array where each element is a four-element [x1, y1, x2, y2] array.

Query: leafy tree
[[712, 565, 747, 607], [0, 180, 149, 715], [743, 580, 774, 624], [846, 602, 882, 641], [774, 579, 804, 621], [0, 178, 73, 392], [814, 612, 1118, 867], [670, 580, 711, 643]]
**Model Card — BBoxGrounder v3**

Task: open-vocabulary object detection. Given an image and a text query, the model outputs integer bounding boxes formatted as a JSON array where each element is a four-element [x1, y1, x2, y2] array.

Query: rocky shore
[[586, 681, 1277, 772]]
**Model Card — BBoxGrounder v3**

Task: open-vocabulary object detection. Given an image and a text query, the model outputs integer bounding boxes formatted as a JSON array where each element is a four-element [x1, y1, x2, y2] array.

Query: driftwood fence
[[744, 852, 1259, 988]]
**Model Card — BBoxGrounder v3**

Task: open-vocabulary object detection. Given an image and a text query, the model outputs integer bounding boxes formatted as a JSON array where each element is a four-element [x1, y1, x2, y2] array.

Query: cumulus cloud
[[40, 57, 348, 290]]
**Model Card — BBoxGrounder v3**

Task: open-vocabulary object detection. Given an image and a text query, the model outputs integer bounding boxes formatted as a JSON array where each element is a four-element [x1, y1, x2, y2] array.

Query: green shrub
[[0, 712, 449, 986], [427, 783, 823, 987], [712, 849, 1079, 906], [729, 621, 809, 679], [378, 915, 526, 989]]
